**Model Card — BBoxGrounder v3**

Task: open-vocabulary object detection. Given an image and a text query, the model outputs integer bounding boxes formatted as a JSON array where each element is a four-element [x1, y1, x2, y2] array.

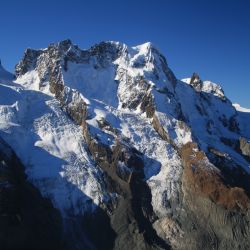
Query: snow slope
[[0, 71, 112, 216], [0, 42, 186, 220], [234, 103, 250, 139]]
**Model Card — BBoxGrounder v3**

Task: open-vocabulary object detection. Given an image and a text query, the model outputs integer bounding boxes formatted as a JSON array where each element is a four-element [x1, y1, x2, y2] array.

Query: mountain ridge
[[0, 39, 250, 250]]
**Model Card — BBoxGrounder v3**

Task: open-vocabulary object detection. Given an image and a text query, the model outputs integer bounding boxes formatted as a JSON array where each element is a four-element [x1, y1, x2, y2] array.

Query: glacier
[[0, 40, 250, 250]]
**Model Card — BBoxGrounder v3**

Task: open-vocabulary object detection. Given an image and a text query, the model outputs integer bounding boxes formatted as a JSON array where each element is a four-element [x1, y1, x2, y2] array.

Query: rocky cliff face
[[0, 39, 249, 249], [0, 137, 65, 250]]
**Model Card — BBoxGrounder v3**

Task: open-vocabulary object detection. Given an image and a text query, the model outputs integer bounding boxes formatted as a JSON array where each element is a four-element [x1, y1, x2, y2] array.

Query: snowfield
[[0, 74, 110, 216]]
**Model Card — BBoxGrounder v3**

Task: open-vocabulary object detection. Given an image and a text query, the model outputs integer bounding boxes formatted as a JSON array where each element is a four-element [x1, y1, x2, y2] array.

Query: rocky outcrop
[[180, 143, 250, 210], [15, 49, 43, 77], [152, 115, 174, 146], [240, 137, 250, 158], [190, 73, 203, 91], [79, 102, 169, 250], [159, 142, 250, 250]]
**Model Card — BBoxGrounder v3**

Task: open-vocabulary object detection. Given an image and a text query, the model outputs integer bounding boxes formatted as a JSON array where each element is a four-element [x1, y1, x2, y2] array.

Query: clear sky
[[0, 0, 249, 107]]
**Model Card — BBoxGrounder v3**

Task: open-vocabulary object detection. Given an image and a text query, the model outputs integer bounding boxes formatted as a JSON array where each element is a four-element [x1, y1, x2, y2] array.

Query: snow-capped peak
[[233, 103, 250, 113], [131, 41, 162, 62], [202, 80, 225, 98], [1, 39, 250, 250], [182, 75, 225, 99], [133, 41, 154, 52]]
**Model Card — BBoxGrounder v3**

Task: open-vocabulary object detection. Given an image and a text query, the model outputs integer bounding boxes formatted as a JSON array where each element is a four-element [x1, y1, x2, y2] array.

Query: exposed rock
[[180, 142, 250, 210], [82, 114, 169, 249], [15, 49, 43, 77], [190, 73, 203, 91], [140, 92, 156, 118], [240, 137, 250, 157], [169, 142, 250, 250], [97, 118, 119, 135], [152, 114, 176, 148]]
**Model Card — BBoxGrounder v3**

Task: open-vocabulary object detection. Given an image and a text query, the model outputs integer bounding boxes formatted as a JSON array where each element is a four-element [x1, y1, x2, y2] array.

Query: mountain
[[0, 39, 250, 250]]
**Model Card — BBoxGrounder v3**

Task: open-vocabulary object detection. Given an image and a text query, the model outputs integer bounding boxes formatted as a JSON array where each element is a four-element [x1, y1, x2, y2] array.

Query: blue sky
[[1, 0, 249, 107]]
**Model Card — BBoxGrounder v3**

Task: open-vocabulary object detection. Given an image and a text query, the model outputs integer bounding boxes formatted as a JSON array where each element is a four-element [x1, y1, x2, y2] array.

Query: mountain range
[[0, 39, 250, 250]]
